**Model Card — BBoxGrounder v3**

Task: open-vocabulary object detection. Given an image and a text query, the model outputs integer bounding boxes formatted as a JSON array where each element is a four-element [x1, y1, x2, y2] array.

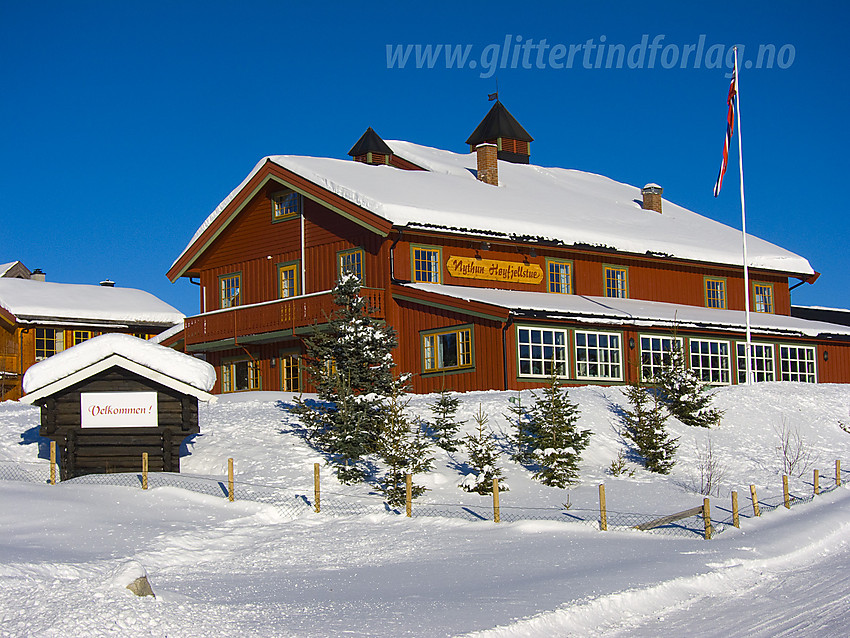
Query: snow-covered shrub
[[428, 388, 465, 452], [622, 383, 678, 474], [460, 404, 507, 495], [656, 343, 722, 429]]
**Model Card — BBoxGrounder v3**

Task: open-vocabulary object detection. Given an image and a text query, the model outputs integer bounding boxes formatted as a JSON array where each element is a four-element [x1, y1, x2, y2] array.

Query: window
[[280, 353, 300, 392], [604, 266, 628, 298], [779, 345, 816, 383], [517, 327, 568, 377], [575, 330, 622, 380], [639, 335, 683, 381], [219, 273, 241, 308], [338, 249, 364, 281], [689, 338, 731, 384], [412, 246, 441, 283], [278, 263, 299, 298], [736, 342, 775, 383], [35, 328, 64, 360], [72, 330, 92, 346], [547, 260, 572, 294], [754, 283, 774, 313], [422, 326, 473, 372], [132, 333, 151, 340], [705, 278, 727, 309], [221, 359, 261, 392], [272, 190, 301, 221]]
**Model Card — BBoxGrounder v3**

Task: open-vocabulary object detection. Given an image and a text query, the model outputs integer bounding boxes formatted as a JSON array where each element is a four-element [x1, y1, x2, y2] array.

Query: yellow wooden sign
[[446, 256, 543, 284]]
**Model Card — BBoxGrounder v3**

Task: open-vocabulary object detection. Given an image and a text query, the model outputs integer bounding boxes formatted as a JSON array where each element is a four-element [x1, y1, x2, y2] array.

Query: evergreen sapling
[[460, 404, 508, 494], [622, 382, 678, 474], [428, 387, 465, 452]]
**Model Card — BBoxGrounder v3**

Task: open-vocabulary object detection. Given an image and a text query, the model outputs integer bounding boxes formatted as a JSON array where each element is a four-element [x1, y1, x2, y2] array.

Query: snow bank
[[22, 333, 216, 394]]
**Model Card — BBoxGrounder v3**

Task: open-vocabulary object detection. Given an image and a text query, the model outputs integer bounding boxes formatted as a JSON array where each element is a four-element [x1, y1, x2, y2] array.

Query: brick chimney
[[476, 143, 498, 186], [641, 183, 663, 213]]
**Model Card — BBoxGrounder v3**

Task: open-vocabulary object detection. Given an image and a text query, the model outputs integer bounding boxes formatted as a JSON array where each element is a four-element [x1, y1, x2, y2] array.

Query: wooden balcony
[[184, 288, 385, 347]]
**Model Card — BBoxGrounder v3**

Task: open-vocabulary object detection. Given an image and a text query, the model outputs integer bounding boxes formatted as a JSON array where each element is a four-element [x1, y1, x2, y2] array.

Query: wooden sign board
[[447, 256, 543, 284]]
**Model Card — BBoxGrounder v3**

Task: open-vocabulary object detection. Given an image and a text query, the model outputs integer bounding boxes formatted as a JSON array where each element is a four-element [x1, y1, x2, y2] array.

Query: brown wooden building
[[166, 102, 850, 394]]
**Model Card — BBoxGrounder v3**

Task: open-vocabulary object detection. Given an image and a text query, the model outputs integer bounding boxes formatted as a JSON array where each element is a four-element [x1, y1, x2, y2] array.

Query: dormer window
[[272, 190, 301, 221]]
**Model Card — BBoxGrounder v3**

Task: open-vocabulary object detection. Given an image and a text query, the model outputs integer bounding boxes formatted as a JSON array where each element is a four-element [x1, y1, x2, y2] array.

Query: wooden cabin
[[0, 266, 184, 401], [21, 334, 215, 479], [165, 101, 850, 394]]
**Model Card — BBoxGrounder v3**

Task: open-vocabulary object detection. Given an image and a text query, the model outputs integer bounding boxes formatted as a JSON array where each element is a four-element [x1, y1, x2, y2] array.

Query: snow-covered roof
[[0, 262, 17, 277], [149, 320, 185, 344], [0, 278, 183, 326], [174, 141, 814, 276], [405, 283, 850, 339], [21, 333, 216, 401]]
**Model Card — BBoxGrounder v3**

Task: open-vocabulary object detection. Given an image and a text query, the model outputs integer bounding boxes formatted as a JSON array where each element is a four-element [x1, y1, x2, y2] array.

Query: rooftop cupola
[[348, 127, 394, 166], [465, 100, 533, 164]]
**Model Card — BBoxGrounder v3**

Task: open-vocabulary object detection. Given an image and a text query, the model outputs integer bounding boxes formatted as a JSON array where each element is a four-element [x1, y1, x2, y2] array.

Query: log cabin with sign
[[21, 334, 215, 479], [165, 101, 850, 394]]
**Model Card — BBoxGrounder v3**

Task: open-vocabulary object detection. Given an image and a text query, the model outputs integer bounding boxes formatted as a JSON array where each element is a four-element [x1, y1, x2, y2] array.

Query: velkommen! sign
[[447, 256, 543, 284], [80, 392, 158, 428]]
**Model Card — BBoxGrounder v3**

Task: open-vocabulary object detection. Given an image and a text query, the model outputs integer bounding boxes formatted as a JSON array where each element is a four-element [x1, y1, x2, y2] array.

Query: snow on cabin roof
[[0, 278, 184, 326], [405, 283, 850, 339], [0, 262, 17, 277], [22, 333, 216, 395], [174, 141, 814, 276]]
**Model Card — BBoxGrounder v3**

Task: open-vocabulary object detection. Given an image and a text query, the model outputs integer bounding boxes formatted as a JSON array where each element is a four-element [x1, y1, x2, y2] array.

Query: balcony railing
[[184, 288, 385, 347]]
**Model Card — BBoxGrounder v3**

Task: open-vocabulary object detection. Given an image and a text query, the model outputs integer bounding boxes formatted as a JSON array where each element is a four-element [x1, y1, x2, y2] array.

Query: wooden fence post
[[703, 498, 712, 540], [228, 457, 234, 502], [142, 452, 148, 490], [783, 475, 790, 509], [49, 441, 56, 485], [814, 469, 820, 496], [313, 462, 321, 513], [731, 490, 739, 528], [599, 484, 608, 531], [837, 460, 842, 487], [405, 474, 412, 517], [492, 478, 501, 523], [749, 484, 760, 517]]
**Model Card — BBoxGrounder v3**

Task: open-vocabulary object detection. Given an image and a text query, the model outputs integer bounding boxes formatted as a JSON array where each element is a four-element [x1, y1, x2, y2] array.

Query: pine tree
[[622, 383, 678, 474], [378, 377, 433, 507], [526, 375, 591, 487], [506, 393, 541, 464], [656, 343, 722, 428], [428, 387, 466, 452], [460, 404, 508, 495]]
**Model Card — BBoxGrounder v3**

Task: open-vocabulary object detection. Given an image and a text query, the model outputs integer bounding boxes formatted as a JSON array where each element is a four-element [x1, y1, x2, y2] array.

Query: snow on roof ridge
[[22, 333, 216, 394]]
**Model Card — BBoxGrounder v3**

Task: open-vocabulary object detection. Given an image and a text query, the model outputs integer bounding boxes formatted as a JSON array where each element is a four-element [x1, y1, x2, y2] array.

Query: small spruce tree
[[622, 382, 678, 474], [428, 387, 466, 452], [506, 393, 542, 464], [526, 375, 591, 487], [656, 343, 722, 428], [460, 404, 508, 494]]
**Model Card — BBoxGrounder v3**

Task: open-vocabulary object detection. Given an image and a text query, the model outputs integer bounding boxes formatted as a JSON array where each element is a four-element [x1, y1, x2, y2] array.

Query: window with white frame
[[779, 345, 816, 383], [689, 338, 731, 384], [422, 326, 473, 372], [736, 342, 775, 383], [517, 327, 568, 377], [575, 330, 622, 380], [221, 359, 261, 392], [639, 335, 683, 381]]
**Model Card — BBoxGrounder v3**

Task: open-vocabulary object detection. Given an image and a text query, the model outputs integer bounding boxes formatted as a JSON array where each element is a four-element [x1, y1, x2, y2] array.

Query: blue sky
[[2, 2, 847, 315]]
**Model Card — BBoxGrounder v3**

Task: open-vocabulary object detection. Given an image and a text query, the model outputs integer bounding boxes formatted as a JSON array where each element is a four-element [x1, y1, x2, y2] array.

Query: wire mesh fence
[[1, 459, 843, 539]]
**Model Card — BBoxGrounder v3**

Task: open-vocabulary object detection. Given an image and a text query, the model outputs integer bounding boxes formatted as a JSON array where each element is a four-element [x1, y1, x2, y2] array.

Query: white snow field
[[2, 382, 850, 637]]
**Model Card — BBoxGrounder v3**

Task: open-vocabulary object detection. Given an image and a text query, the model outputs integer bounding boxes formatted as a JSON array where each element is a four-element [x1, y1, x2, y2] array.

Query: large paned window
[[412, 246, 441, 283], [575, 331, 622, 380], [754, 283, 774, 313], [779, 345, 816, 383], [272, 191, 301, 221], [736, 342, 775, 383], [219, 273, 241, 308], [221, 359, 261, 393], [705, 278, 727, 309], [604, 266, 628, 298], [689, 338, 731, 384], [278, 263, 299, 298], [547, 260, 572, 294], [639, 335, 683, 381], [338, 249, 364, 281], [280, 353, 300, 392], [422, 326, 473, 373], [517, 327, 568, 377], [35, 328, 64, 360]]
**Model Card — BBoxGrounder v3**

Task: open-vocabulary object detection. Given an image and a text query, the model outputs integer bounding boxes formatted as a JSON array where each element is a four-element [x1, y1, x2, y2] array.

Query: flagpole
[[734, 47, 754, 385]]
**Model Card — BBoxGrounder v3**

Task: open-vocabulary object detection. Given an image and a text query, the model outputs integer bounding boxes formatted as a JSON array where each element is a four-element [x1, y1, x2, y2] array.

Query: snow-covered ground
[[2, 382, 850, 637]]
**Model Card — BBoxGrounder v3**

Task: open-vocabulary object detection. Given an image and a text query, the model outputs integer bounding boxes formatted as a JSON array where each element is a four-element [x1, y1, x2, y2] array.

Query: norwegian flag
[[713, 74, 738, 197]]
